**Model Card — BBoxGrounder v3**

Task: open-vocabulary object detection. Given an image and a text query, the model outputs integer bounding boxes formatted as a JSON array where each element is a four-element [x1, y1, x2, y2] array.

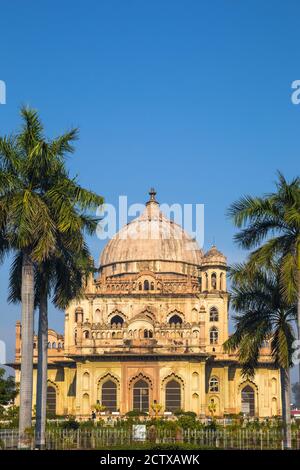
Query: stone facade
[[13, 191, 281, 419]]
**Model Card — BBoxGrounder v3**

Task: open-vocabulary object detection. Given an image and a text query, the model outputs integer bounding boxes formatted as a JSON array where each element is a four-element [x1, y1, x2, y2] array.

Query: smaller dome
[[202, 245, 226, 266]]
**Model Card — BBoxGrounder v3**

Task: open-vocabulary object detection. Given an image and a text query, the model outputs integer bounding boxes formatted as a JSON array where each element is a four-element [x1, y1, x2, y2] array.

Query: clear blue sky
[[0, 1, 299, 380]]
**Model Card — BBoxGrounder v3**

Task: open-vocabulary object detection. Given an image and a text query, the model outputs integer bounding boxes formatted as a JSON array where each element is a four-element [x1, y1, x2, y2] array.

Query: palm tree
[[224, 264, 297, 449], [0, 109, 58, 440], [9, 248, 93, 448], [0, 107, 103, 445], [32, 139, 102, 450], [228, 173, 300, 377], [35, 251, 97, 449]]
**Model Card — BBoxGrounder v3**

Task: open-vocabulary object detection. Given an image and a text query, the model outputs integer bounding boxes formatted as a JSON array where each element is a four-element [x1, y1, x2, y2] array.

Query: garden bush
[[61, 418, 80, 430], [125, 410, 148, 417]]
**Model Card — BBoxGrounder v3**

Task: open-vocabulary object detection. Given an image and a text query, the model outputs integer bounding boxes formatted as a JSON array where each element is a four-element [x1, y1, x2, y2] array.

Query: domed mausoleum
[[14, 191, 281, 419]]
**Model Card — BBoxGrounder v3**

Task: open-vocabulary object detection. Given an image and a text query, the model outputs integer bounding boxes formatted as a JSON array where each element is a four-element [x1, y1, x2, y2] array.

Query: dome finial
[[148, 187, 157, 203]]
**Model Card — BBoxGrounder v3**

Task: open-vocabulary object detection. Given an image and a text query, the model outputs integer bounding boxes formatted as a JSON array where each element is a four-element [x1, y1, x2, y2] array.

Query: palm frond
[[224, 261, 296, 375], [8, 251, 23, 303], [18, 106, 44, 151], [49, 129, 78, 157]]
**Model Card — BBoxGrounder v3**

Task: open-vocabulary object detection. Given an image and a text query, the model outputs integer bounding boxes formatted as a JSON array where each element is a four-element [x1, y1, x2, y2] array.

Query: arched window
[[52, 342, 56, 349], [209, 307, 219, 322], [110, 315, 124, 327], [75, 307, 83, 323], [48, 342, 51, 349], [74, 330, 77, 345], [210, 327, 218, 344], [58, 342, 61, 349], [133, 379, 149, 412], [241, 385, 255, 416], [101, 380, 117, 411], [209, 376, 219, 392], [143, 329, 153, 339], [150, 282, 155, 290], [46, 385, 56, 416], [139, 282, 142, 291], [220, 273, 224, 291], [33, 343, 36, 349], [168, 314, 183, 326], [94, 309, 101, 323], [83, 330, 90, 339], [144, 280, 149, 291], [211, 273, 217, 290], [165, 379, 181, 412]]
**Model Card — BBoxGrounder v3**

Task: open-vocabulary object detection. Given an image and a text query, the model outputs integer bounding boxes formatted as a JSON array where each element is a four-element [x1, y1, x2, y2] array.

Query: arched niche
[[82, 371, 90, 391], [82, 393, 90, 415], [192, 372, 199, 390]]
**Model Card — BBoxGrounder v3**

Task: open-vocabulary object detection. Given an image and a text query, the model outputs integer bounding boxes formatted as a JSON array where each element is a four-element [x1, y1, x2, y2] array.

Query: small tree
[[151, 402, 162, 418], [93, 404, 107, 414]]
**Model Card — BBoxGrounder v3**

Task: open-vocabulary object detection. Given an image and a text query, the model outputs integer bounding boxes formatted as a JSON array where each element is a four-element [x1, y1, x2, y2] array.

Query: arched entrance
[[165, 379, 181, 412], [241, 385, 255, 416], [133, 379, 149, 412], [46, 385, 56, 416], [101, 380, 117, 411]]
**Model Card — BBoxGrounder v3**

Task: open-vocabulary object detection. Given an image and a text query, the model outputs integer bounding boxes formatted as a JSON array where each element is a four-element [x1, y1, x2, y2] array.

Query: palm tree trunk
[[280, 367, 292, 449], [18, 253, 35, 447], [35, 286, 48, 449]]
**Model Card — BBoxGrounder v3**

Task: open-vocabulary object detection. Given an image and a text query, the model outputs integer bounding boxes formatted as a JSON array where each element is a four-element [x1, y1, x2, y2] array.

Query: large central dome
[[100, 190, 203, 276]]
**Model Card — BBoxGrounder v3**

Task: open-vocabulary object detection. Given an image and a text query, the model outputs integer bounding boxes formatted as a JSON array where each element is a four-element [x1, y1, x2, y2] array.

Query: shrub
[[173, 409, 184, 416], [177, 415, 196, 429], [80, 420, 96, 429], [182, 411, 197, 419], [61, 419, 80, 430], [125, 410, 147, 417], [205, 420, 219, 431]]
